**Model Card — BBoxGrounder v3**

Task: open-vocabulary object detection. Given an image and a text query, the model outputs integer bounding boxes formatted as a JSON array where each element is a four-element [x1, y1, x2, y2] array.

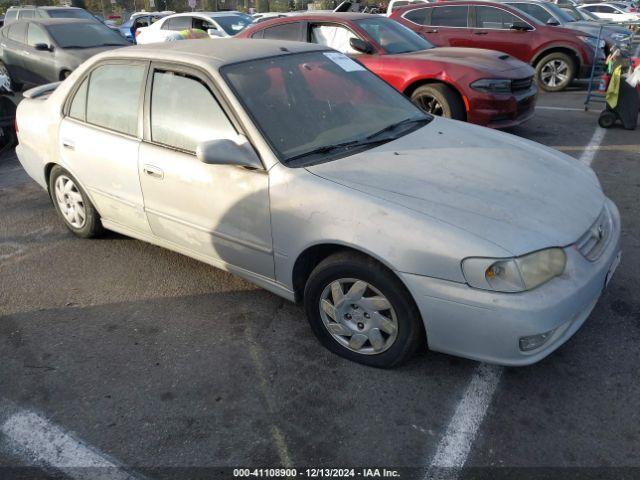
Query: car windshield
[[355, 17, 434, 54], [210, 14, 251, 35], [222, 51, 430, 166], [46, 23, 129, 48], [47, 9, 96, 20], [559, 6, 583, 21]]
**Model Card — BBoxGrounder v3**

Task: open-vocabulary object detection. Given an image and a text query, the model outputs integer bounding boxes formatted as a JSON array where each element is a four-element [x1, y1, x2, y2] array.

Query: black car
[[0, 18, 129, 90]]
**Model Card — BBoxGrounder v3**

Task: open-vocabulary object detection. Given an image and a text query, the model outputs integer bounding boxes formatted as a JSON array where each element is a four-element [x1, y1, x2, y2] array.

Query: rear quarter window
[[403, 7, 430, 25], [430, 5, 469, 27], [261, 22, 301, 41]]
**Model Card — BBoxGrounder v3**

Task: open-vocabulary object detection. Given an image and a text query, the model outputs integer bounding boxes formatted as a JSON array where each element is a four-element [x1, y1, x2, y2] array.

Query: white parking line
[[425, 123, 608, 479], [578, 127, 607, 166], [426, 364, 502, 477], [1, 410, 138, 480]]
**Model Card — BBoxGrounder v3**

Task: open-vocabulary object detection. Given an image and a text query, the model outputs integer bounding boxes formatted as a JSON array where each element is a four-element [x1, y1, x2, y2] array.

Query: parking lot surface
[[1, 88, 639, 479]]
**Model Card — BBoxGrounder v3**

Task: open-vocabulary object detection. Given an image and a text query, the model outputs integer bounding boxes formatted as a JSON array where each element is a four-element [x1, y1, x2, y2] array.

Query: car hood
[[66, 45, 127, 63], [305, 118, 605, 256], [561, 21, 631, 38], [395, 47, 532, 75]]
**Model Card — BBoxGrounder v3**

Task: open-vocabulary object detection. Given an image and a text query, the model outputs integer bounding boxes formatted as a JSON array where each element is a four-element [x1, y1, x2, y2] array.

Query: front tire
[[0, 61, 23, 92], [535, 52, 575, 92], [49, 166, 104, 238], [410, 83, 466, 121], [304, 252, 424, 368]]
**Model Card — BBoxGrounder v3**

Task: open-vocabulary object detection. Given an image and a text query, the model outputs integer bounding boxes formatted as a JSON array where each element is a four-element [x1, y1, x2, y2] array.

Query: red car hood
[[392, 47, 533, 76]]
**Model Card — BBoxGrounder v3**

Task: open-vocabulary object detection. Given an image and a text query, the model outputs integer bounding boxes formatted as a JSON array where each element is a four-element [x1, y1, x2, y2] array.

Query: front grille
[[511, 77, 533, 93], [575, 207, 613, 261]]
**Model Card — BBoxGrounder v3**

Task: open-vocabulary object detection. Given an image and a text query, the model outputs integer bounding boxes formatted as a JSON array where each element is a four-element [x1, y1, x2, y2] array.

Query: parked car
[[14, 39, 621, 367], [4, 6, 100, 25], [135, 11, 252, 43], [391, 1, 606, 91], [0, 19, 129, 90], [239, 14, 537, 128], [119, 11, 174, 42], [578, 3, 640, 22], [501, 0, 635, 51]]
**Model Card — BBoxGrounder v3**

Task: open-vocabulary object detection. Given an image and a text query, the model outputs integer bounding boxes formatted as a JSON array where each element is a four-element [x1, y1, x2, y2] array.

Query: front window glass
[[262, 22, 301, 41], [311, 24, 359, 55], [475, 6, 523, 29], [46, 23, 128, 47], [151, 71, 236, 152], [209, 15, 251, 35], [355, 17, 433, 54], [222, 51, 429, 166], [27, 24, 49, 46]]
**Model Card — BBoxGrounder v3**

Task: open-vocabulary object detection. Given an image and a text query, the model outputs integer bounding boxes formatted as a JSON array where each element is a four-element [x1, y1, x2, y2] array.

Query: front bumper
[[466, 86, 537, 129], [400, 198, 621, 366]]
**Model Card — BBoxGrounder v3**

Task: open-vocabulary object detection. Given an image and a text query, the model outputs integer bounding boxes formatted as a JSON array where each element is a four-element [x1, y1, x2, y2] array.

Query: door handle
[[423, 29, 438, 33], [143, 164, 164, 179], [474, 31, 488, 35], [62, 140, 75, 150], [22, 50, 30, 56]]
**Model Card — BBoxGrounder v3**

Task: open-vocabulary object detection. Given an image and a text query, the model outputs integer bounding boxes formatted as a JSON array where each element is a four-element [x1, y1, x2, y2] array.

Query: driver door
[[138, 63, 274, 278]]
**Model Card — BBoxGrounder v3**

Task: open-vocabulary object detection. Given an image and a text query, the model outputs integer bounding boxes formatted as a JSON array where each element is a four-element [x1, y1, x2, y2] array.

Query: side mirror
[[509, 21, 533, 31], [207, 28, 223, 37], [349, 37, 374, 54], [196, 136, 262, 170], [34, 43, 52, 51], [546, 18, 560, 25]]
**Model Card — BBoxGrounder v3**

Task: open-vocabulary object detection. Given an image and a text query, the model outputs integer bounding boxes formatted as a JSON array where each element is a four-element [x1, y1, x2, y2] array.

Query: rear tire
[[49, 165, 104, 238], [535, 52, 575, 92], [303, 251, 424, 368], [410, 83, 466, 121], [0, 61, 23, 92]]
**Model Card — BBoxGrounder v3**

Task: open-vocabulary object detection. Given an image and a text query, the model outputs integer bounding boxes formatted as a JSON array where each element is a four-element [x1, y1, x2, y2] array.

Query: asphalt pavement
[[0, 89, 639, 480]]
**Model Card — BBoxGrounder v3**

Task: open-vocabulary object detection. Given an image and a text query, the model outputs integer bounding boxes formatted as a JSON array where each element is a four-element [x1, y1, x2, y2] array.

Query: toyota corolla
[[15, 40, 621, 367]]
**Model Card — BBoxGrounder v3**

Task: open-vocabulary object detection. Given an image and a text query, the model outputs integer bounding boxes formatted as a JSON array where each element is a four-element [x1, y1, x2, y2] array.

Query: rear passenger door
[[408, 5, 473, 47], [58, 61, 152, 235]]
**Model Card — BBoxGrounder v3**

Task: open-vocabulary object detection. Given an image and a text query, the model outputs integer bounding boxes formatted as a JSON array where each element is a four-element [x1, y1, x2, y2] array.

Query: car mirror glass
[[196, 136, 262, 169], [349, 37, 373, 54]]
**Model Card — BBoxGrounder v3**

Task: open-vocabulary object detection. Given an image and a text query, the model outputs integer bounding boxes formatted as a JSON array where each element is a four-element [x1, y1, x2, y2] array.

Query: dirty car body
[[15, 40, 621, 367]]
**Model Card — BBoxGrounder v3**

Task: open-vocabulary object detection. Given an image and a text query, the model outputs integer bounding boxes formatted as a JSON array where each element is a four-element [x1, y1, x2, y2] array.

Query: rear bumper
[[400, 198, 621, 366], [466, 87, 537, 129]]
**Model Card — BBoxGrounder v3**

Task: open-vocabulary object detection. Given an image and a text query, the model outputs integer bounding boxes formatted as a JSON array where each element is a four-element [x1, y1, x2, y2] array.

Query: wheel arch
[[531, 46, 581, 70], [403, 78, 468, 121], [291, 242, 418, 309]]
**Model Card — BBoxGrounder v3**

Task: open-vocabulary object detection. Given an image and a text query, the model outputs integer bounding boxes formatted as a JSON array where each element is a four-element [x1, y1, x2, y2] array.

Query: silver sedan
[[15, 40, 621, 367]]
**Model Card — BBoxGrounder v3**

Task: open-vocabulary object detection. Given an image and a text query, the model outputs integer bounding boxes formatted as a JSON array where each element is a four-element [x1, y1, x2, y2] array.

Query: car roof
[[169, 11, 247, 17], [99, 38, 328, 67], [11, 18, 96, 26]]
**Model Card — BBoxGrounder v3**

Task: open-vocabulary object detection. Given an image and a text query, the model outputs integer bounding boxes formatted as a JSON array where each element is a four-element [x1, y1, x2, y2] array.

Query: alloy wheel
[[540, 59, 569, 88], [54, 175, 86, 229], [414, 93, 445, 116], [318, 278, 398, 355]]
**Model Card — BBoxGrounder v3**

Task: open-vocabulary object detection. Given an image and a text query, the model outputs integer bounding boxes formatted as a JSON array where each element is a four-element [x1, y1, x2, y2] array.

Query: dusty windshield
[[222, 51, 430, 166]]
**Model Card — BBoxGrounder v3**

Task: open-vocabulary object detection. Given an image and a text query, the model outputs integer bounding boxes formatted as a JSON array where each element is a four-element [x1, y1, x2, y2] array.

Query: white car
[[578, 3, 640, 22], [14, 40, 622, 368], [135, 11, 252, 44]]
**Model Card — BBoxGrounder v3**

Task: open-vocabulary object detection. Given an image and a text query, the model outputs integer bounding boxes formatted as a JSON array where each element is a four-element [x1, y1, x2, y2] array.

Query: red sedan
[[238, 13, 538, 128]]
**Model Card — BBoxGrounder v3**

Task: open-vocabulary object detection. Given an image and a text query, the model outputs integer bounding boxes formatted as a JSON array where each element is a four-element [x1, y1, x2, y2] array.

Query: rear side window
[[69, 78, 88, 121], [430, 5, 469, 27], [8, 23, 27, 43], [86, 64, 146, 136], [5, 10, 17, 22], [150, 71, 236, 152], [403, 7, 430, 25], [261, 22, 301, 41], [27, 24, 49, 47], [475, 6, 523, 29], [19, 10, 35, 19], [162, 16, 192, 31]]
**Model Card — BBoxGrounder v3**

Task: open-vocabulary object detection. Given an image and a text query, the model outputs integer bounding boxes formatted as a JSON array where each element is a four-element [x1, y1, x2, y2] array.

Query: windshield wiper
[[365, 116, 431, 141]]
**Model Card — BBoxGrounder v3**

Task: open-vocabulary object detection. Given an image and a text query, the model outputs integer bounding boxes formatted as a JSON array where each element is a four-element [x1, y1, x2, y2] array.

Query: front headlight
[[578, 35, 606, 49], [470, 78, 512, 94], [462, 248, 567, 293]]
